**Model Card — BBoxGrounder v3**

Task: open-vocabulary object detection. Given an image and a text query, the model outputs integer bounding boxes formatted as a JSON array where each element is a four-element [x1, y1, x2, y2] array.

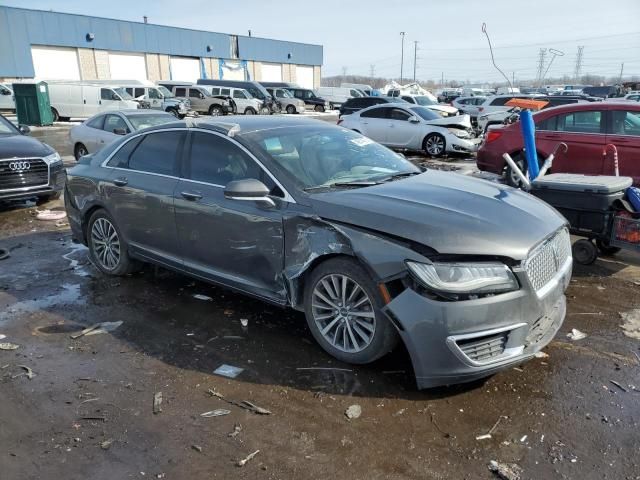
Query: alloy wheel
[[91, 218, 121, 271], [311, 274, 376, 353], [426, 135, 445, 155]]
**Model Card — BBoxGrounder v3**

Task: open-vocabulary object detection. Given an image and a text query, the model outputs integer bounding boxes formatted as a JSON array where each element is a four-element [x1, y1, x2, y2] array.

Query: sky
[[4, 0, 640, 83]]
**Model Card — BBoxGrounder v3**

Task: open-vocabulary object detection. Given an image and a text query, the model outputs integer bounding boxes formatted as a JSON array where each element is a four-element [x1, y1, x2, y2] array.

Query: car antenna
[[481, 23, 513, 93]]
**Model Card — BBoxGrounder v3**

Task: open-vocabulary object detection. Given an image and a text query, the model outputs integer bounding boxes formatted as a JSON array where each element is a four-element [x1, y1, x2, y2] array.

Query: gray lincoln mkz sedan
[[65, 116, 572, 389]]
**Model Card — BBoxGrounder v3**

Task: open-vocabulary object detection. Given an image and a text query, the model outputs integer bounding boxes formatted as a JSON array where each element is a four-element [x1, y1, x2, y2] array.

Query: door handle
[[181, 191, 202, 201], [113, 177, 128, 187]]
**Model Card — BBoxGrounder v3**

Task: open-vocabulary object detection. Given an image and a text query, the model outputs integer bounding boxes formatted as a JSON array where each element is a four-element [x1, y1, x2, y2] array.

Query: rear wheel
[[74, 143, 88, 161], [244, 107, 256, 115], [286, 105, 296, 114], [314, 105, 325, 113], [166, 107, 179, 117], [572, 239, 598, 265], [51, 107, 59, 122], [208, 104, 223, 116], [304, 257, 398, 364], [424, 133, 446, 157], [87, 209, 139, 276], [505, 151, 545, 188]]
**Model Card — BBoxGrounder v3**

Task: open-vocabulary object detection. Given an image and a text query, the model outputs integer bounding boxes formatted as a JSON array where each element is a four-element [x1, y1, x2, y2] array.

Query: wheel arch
[[80, 203, 114, 245]]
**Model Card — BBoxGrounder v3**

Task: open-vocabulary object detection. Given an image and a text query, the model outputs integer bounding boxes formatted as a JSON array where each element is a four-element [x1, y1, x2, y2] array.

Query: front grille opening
[[0, 158, 48, 191], [457, 332, 508, 362]]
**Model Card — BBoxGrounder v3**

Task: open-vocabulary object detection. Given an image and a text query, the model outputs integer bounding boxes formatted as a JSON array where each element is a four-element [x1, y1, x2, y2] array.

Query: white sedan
[[339, 104, 477, 157]]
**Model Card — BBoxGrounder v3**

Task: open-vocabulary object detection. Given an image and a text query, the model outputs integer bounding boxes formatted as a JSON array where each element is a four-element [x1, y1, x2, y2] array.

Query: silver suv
[[267, 87, 306, 114], [122, 85, 190, 118], [161, 84, 233, 116], [203, 86, 267, 115]]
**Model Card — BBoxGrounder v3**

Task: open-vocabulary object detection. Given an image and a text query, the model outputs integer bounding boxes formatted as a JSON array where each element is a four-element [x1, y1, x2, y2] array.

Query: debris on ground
[[153, 392, 163, 414], [236, 450, 260, 467], [0, 334, 5, 340], [345, 404, 362, 420], [200, 409, 231, 417], [534, 351, 549, 359], [70, 321, 123, 339], [213, 364, 244, 378], [476, 434, 492, 441], [100, 439, 113, 450], [0, 342, 20, 350], [228, 424, 242, 438], [520, 435, 528, 443], [32, 209, 67, 221], [488, 460, 522, 480], [0, 248, 9, 261], [296, 367, 353, 372], [392, 408, 406, 417], [191, 445, 203, 453], [610, 380, 628, 392], [567, 328, 587, 341], [206, 389, 272, 415], [13, 365, 35, 379], [476, 415, 507, 441], [619, 309, 640, 340], [193, 294, 212, 301]]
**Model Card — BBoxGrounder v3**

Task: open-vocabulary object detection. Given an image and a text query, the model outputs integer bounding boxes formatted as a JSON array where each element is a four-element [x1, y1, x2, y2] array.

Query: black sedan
[[339, 96, 407, 117], [65, 116, 571, 389], [0, 113, 65, 203]]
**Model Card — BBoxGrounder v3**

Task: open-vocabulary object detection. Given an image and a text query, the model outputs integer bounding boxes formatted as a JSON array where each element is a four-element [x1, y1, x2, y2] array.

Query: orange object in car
[[505, 98, 549, 111], [614, 212, 640, 244]]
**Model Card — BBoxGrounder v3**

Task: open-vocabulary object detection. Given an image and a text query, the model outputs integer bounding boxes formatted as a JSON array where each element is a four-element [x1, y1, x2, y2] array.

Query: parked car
[[316, 87, 364, 109], [341, 83, 374, 95], [201, 85, 267, 115], [120, 84, 190, 118], [266, 87, 306, 114], [339, 96, 407, 117], [339, 104, 476, 157], [160, 84, 232, 116], [70, 110, 175, 160], [287, 88, 330, 112], [399, 95, 459, 117], [64, 115, 571, 389], [0, 83, 15, 112], [437, 91, 461, 103], [197, 79, 277, 113], [47, 82, 140, 121], [452, 96, 487, 118], [477, 102, 640, 187], [622, 93, 640, 102], [0, 113, 64, 203], [582, 86, 623, 98], [388, 88, 438, 103]]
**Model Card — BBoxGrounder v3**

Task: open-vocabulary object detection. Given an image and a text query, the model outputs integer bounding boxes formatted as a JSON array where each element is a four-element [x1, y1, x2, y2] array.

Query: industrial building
[[0, 6, 323, 88]]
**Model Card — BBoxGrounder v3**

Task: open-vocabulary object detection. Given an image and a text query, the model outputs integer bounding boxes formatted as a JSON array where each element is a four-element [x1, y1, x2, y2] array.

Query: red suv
[[477, 102, 640, 187]]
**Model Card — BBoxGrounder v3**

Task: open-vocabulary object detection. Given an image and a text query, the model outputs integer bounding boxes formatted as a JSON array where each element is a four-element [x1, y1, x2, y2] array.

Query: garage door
[[295, 66, 314, 89], [261, 63, 282, 82], [109, 53, 147, 80], [221, 61, 246, 81], [170, 57, 201, 82], [31, 46, 80, 80]]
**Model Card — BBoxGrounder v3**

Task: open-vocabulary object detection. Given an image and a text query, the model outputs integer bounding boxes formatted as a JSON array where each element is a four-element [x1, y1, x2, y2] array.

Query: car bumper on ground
[[384, 260, 571, 389]]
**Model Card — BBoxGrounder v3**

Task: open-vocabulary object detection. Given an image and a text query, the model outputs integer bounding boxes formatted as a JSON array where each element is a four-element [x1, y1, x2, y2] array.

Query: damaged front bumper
[[383, 264, 570, 389], [447, 135, 479, 153]]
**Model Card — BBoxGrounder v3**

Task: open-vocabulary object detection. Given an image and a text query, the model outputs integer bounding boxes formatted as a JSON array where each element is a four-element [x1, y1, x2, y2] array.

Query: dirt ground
[[1, 123, 640, 480]]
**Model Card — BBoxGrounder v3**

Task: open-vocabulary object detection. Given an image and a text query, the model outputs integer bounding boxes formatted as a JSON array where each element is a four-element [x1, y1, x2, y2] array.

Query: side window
[[556, 111, 602, 134], [124, 88, 134, 96], [101, 88, 115, 100], [220, 88, 231, 96], [293, 90, 302, 98], [233, 90, 246, 99], [103, 114, 129, 134], [490, 97, 510, 106], [148, 88, 161, 99], [188, 89, 201, 98], [350, 89, 358, 97], [361, 107, 390, 119], [610, 110, 640, 136], [389, 108, 411, 121], [134, 88, 145, 98], [536, 115, 558, 131], [128, 131, 185, 176], [106, 136, 144, 168], [276, 90, 285, 98], [86, 115, 105, 130], [175, 88, 186, 97], [188, 132, 267, 187], [401, 96, 414, 104]]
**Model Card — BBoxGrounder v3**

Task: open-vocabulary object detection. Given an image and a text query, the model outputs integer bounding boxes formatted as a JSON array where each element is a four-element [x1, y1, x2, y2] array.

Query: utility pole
[[619, 63, 625, 83], [399, 32, 406, 84], [413, 41, 419, 82], [512, 71, 515, 86], [573, 46, 584, 82], [341, 66, 347, 77], [536, 48, 547, 86], [369, 64, 375, 78]]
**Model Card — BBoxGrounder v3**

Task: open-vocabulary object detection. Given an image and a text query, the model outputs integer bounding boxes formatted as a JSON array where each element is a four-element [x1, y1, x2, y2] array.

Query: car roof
[[534, 101, 640, 116]]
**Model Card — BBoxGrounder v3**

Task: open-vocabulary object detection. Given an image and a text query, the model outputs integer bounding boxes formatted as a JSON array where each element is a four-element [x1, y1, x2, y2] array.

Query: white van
[[201, 85, 266, 115], [496, 86, 520, 95], [316, 87, 364, 108], [47, 82, 139, 120], [340, 83, 374, 96], [0, 83, 15, 111]]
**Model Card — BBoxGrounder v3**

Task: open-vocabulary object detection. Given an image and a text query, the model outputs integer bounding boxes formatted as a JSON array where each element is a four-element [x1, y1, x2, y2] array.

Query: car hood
[[426, 104, 458, 114], [309, 171, 565, 261], [424, 114, 471, 129], [0, 133, 54, 159]]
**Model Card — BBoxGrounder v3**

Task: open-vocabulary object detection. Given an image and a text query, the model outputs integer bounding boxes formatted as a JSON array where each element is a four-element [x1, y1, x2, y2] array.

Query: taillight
[[485, 130, 503, 143]]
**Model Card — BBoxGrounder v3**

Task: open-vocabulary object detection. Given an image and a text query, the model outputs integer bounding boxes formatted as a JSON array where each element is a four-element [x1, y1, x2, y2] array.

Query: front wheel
[[244, 107, 256, 115], [424, 133, 446, 157], [208, 105, 223, 116], [87, 210, 139, 276], [572, 239, 598, 265], [314, 105, 325, 113], [286, 105, 296, 114], [304, 257, 398, 364], [74, 143, 88, 161], [166, 107, 179, 118]]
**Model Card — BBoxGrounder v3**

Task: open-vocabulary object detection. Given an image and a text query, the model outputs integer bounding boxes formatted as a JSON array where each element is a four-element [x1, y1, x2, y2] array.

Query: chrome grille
[[524, 228, 571, 292], [0, 158, 49, 191], [457, 332, 507, 362]]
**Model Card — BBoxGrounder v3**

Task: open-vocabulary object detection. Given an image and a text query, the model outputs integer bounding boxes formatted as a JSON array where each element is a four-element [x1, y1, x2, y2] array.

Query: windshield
[[243, 126, 419, 190], [126, 114, 176, 131], [0, 115, 18, 135], [158, 86, 174, 98], [411, 106, 440, 121], [280, 89, 293, 98], [114, 87, 133, 100], [246, 88, 265, 100], [414, 96, 437, 106]]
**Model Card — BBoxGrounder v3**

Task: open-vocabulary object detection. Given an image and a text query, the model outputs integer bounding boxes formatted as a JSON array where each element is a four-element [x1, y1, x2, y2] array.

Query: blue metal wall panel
[[0, 6, 322, 78]]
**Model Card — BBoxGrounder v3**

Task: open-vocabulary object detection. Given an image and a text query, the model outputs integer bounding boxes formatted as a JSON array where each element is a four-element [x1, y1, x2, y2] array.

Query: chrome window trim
[[100, 127, 296, 203], [0, 157, 50, 193]]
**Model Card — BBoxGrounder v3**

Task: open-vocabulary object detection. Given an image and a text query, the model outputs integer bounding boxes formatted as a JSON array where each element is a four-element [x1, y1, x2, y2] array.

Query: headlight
[[447, 128, 471, 139], [406, 260, 518, 294], [44, 152, 62, 166]]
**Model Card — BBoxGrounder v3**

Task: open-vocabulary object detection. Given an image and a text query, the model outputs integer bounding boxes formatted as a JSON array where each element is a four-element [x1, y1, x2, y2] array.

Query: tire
[[505, 151, 544, 188], [260, 106, 271, 115], [208, 104, 223, 116], [329, 103, 335, 110], [87, 209, 139, 276], [304, 257, 399, 364], [51, 108, 59, 122], [314, 105, 325, 113], [424, 133, 446, 157], [572, 239, 598, 265], [74, 143, 88, 161], [166, 107, 179, 118], [596, 238, 621, 256], [286, 105, 296, 114], [244, 107, 256, 115]]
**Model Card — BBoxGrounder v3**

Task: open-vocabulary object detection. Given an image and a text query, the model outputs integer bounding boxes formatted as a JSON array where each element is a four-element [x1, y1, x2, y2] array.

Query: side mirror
[[18, 124, 30, 135], [409, 116, 420, 123], [224, 178, 275, 208], [113, 128, 127, 135], [199, 93, 205, 99]]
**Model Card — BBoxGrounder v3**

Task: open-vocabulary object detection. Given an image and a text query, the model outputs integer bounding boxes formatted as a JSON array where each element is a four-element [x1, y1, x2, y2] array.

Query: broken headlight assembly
[[406, 260, 519, 297], [447, 128, 471, 139]]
